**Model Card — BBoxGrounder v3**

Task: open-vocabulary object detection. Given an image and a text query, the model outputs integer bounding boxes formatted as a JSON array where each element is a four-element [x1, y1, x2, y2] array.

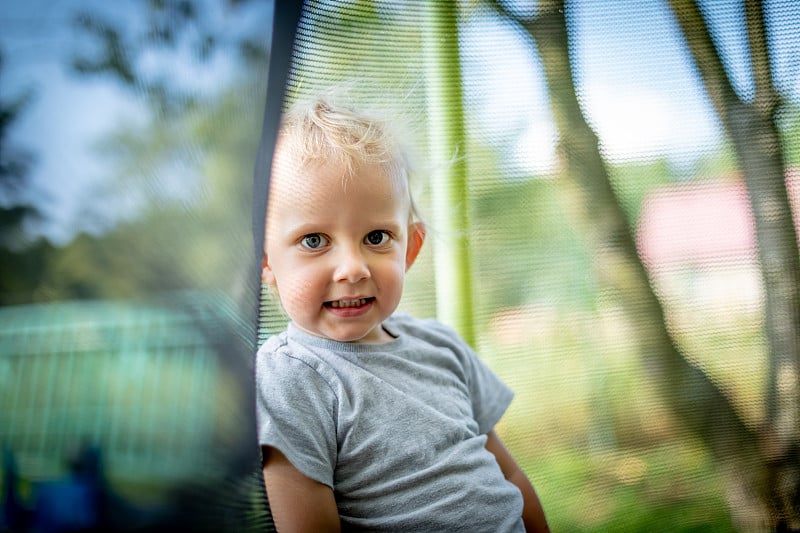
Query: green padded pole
[[423, 1, 475, 346]]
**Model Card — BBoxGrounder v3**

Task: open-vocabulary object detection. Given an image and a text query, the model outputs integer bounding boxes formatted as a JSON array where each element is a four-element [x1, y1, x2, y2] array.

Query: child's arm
[[262, 446, 341, 533], [485, 430, 551, 533]]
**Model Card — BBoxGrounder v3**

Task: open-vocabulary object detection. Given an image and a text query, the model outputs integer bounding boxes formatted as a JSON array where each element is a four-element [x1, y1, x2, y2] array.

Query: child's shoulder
[[388, 312, 467, 348], [256, 328, 338, 387], [256, 328, 319, 367], [257, 328, 290, 355]]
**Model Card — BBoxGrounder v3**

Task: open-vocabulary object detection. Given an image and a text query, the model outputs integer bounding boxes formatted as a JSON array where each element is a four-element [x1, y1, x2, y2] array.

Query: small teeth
[[330, 298, 368, 308]]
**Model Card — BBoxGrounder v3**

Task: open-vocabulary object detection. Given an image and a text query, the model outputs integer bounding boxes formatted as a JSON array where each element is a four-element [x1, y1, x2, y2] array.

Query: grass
[[479, 297, 765, 532]]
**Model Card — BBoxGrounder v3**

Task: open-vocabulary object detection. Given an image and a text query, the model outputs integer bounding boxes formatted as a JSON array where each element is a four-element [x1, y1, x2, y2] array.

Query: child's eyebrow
[[282, 220, 404, 236], [368, 220, 404, 231], [368, 216, 400, 225], [281, 222, 323, 238]]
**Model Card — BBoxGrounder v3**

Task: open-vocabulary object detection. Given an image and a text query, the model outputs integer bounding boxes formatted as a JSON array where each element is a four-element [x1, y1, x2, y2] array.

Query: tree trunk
[[669, 1, 800, 528], [487, 0, 765, 525]]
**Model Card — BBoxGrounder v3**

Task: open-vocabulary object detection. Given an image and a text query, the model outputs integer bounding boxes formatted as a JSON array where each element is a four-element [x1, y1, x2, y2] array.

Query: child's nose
[[333, 247, 370, 283]]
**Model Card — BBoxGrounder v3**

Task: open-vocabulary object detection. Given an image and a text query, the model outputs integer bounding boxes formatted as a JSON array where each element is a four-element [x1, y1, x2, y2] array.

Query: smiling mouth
[[325, 297, 375, 308]]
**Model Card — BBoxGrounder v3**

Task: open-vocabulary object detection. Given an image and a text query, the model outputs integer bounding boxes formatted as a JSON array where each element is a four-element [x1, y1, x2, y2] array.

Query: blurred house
[[635, 172, 800, 310]]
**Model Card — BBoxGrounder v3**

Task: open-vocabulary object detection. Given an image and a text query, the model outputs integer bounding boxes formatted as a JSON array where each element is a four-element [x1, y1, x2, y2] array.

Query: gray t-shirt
[[255, 313, 524, 532]]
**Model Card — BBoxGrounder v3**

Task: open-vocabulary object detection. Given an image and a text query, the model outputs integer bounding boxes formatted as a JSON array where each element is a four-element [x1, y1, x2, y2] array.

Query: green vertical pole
[[423, 1, 475, 346]]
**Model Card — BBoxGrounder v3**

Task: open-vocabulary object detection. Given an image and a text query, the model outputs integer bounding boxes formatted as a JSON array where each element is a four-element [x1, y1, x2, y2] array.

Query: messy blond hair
[[276, 97, 422, 222]]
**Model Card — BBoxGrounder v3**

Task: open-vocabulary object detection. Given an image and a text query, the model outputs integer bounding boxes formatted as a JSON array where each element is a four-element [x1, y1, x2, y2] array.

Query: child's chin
[[326, 326, 380, 343], [331, 332, 371, 343]]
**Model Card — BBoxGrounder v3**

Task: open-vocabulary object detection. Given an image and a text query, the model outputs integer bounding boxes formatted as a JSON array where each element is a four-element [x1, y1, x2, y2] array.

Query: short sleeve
[[401, 316, 514, 435], [458, 342, 514, 434], [255, 338, 338, 488]]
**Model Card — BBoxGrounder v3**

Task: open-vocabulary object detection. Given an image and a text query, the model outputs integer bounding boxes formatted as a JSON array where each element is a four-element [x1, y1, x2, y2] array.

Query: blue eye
[[300, 234, 328, 250], [365, 231, 390, 246]]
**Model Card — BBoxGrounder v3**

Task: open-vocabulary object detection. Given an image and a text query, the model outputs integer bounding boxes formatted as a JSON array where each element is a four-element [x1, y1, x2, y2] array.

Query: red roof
[[636, 172, 800, 270]]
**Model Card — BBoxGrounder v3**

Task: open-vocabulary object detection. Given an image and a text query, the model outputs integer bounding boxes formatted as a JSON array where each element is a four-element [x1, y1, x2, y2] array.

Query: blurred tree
[[0, 51, 35, 247], [669, 1, 800, 527], [31, 83, 267, 299], [70, 0, 267, 116], [19, 0, 272, 300], [487, 0, 799, 528], [1, 2, 283, 529], [0, 49, 56, 305]]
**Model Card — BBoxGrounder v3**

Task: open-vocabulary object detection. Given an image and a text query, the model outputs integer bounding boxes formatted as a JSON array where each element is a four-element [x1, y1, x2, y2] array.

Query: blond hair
[[276, 97, 422, 222]]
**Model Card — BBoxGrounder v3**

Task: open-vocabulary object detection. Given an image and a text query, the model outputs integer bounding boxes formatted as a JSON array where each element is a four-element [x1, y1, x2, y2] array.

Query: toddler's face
[[263, 154, 423, 343]]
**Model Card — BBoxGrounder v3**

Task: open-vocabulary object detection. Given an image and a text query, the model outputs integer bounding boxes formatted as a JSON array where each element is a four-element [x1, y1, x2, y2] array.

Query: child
[[256, 96, 550, 532]]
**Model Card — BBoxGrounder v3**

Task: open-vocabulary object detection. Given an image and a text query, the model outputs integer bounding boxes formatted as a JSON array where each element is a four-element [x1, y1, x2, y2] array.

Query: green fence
[[0, 293, 266, 529]]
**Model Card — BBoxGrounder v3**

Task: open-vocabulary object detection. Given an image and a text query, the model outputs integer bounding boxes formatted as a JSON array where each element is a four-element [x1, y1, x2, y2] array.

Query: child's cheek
[[283, 269, 320, 312]]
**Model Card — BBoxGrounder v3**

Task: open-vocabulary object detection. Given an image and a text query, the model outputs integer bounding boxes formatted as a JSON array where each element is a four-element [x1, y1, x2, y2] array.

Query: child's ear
[[405, 222, 426, 271], [261, 251, 276, 285]]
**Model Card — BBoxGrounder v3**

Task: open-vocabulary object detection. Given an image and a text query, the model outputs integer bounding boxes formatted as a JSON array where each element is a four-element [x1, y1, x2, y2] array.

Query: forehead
[[268, 150, 410, 219]]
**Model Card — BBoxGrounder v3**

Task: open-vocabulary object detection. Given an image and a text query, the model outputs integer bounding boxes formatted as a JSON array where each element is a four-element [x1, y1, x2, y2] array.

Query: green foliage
[[71, 0, 266, 115], [608, 158, 673, 224], [0, 49, 37, 250], [487, 297, 751, 532], [524, 444, 735, 532], [36, 77, 265, 300], [470, 175, 597, 311], [606, 151, 740, 228], [778, 101, 800, 167], [0, 47, 55, 305]]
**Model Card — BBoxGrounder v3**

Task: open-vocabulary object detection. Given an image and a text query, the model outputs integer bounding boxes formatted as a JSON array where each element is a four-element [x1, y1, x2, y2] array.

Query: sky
[[1, 0, 270, 243], [2, 0, 799, 243], [463, 0, 800, 175], [1, 1, 136, 241]]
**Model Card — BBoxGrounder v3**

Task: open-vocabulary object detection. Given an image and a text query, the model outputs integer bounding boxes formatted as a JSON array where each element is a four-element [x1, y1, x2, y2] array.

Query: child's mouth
[[325, 297, 375, 309]]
